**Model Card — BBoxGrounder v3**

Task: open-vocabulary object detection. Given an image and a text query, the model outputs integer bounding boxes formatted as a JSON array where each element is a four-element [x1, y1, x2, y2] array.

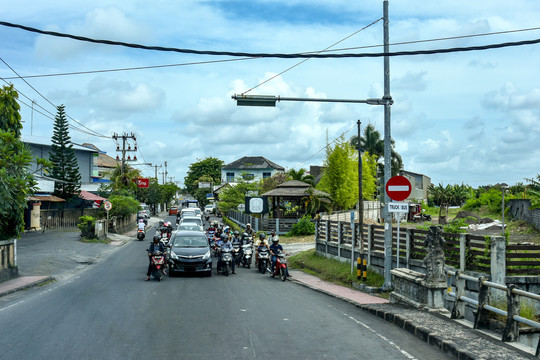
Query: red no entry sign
[[385, 176, 412, 201]]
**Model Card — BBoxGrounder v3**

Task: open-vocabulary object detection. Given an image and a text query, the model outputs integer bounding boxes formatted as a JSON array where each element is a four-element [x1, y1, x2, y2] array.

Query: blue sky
[[1, 0, 539, 188]]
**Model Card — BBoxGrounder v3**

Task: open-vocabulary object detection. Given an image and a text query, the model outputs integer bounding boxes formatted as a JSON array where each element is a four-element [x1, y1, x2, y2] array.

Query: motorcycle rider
[[145, 235, 166, 281], [217, 233, 235, 275], [245, 223, 254, 237], [138, 218, 146, 231], [255, 232, 268, 267], [269, 236, 290, 277], [231, 231, 242, 265]]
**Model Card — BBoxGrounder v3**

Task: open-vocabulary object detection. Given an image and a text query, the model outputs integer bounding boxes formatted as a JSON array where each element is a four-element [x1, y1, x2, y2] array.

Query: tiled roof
[[222, 156, 284, 171]]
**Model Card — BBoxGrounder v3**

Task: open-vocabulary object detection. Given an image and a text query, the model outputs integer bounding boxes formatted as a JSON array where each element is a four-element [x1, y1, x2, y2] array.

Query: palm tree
[[350, 124, 402, 176], [302, 187, 333, 216], [287, 168, 315, 186]]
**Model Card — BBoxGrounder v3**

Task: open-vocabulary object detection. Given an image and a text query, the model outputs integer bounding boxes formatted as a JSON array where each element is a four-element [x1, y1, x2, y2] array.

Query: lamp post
[[233, 0, 394, 289]]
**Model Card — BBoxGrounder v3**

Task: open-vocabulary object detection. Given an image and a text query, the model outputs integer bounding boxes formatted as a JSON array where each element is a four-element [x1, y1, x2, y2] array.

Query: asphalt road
[[0, 216, 451, 360]]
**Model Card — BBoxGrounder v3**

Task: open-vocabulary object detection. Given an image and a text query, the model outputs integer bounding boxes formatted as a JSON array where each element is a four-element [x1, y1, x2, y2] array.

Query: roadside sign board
[[104, 201, 112, 211], [136, 178, 149, 188], [385, 176, 412, 201], [388, 202, 409, 213]]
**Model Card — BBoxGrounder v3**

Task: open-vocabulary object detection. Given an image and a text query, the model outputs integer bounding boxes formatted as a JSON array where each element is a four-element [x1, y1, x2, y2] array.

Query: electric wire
[[1, 26, 539, 80], [1, 21, 539, 59], [294, 123, 356, 169], [0, 57, 109, 138], [242, 17, 382, 95]]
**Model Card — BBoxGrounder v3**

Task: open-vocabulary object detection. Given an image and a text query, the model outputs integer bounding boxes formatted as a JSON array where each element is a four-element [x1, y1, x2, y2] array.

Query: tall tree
[[317, 136, 359, 209], [350, 124, 403, 176], [0, 84, 22, 137], [49, 105, 81, 199], [184, 157, 224, 194], [0, 86, 36, 239]]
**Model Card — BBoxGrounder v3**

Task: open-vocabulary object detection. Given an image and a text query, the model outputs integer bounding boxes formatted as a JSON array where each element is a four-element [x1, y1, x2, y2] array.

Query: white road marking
[[329, 305, 417, 360]]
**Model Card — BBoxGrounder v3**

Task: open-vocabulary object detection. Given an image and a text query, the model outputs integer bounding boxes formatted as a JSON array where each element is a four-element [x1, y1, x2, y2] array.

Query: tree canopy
[[184, 157, 223, 194], [317, 135, 377, 210], [0, 86, 36, 239]]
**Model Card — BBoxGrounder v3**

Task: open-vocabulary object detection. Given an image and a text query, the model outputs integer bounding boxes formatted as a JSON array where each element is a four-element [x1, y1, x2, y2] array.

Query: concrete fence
[[0, 239, 18, 282], [508, 199, 540, 231]]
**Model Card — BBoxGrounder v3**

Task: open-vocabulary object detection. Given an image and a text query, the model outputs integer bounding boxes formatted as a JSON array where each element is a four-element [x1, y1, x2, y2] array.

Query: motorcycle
[[212, 238, 220, 257], [137, 229, 145, 241], [148, 250, 165, 282], [218, 248, 233, 276], [258, 247, 269, 274], [241, 244, 252, 268], [270, 251, 288, 281], [232, 241, 242, 266]]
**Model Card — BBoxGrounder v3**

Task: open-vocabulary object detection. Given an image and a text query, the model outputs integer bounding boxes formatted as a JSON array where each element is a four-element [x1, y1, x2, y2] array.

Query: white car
[[180, 216, 203, 231], [204, 205, 214, 215]]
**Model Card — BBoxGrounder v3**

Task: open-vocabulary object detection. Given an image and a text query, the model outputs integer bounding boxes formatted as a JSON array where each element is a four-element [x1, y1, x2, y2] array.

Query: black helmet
[[259, 233, 266, 239], [153, 235, 161, 242], [159, 220, 164, 226], [221, 234, 229, 241], [272, 236, 279, 243], [233, 230, 240, 235]]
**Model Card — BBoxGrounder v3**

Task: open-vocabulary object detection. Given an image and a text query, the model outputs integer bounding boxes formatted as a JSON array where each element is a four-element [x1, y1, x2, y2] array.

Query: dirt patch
[[454, 211, 494, 224]]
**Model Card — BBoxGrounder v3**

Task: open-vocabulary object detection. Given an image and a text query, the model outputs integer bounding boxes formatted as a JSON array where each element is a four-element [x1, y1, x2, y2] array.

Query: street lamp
[[233, 0, 394, 290], [232, 94, 390, 106]]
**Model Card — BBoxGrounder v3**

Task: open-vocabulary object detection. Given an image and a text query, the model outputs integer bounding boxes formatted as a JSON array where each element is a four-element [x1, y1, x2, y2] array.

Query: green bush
[[288, 215, 315, 236], [77, 215, 96, 238], [108, 195, 140, 218]]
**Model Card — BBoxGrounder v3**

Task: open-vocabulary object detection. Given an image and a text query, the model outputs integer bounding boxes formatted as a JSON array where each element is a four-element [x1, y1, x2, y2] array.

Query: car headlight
[[202, 250, 211, 260], [170, 250, 179, 260]]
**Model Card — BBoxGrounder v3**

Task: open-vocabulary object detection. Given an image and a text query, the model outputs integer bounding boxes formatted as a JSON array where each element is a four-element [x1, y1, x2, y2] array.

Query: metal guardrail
[[447, 270, 540, 357]]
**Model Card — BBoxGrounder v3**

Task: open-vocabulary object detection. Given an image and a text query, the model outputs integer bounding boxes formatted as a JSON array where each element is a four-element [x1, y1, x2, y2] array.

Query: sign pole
[[396, 212, 400, 268]]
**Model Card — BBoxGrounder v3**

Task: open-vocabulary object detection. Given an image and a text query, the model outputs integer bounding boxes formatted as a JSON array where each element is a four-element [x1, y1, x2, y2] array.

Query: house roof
[[222, 156, 284, 171], [261, 180, 331, 198], [22, 135, 98, 153], [28, 195, 65, 202], [79, 190, 107, 201], [82, 143, 119, 168]]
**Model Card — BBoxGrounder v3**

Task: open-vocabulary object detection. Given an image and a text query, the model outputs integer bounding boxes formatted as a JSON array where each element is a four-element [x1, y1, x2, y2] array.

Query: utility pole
[[382, 0, 394, 290], [357, 120, 363, 251], [164, 161, 168, 183], [151, 164, 162, 181], [112, 132, 137, 182]]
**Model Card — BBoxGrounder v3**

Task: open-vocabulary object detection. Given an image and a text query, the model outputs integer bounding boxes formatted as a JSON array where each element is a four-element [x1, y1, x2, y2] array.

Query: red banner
[[135, 178, 149, 188]]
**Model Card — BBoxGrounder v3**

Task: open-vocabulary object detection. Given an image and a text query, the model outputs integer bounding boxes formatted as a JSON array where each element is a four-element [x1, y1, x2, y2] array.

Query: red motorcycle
[[149, 251, 165, 282], [270, 251, 288, 281]]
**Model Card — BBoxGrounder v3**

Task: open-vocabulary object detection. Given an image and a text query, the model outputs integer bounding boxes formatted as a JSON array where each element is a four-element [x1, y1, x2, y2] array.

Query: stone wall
[[508, 199, 540, 231]]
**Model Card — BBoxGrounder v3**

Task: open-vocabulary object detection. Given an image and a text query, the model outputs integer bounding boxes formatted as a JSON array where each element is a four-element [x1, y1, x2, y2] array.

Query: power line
[[243, 18, 382, 94], [1, 26, 539, 81], [0, 57, 109, 138], [295, 123, 356, 168], [1, 20, 539, 59]]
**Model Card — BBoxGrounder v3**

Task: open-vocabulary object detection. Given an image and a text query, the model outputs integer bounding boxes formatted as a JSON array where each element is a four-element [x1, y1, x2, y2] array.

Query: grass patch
[[488, 298, 539, 325], [289, 249, 386, 290], [79, 237, 110, 244]]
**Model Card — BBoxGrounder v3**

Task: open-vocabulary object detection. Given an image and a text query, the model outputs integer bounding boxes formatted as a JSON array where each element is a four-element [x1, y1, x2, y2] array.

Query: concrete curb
[[0, 276, 55, 298], [290, 277, 536, 359]]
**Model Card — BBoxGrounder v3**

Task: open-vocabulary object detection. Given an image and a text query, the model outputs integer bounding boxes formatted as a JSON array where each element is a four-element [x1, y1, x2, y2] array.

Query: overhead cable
[[1, 21, 539, 58]]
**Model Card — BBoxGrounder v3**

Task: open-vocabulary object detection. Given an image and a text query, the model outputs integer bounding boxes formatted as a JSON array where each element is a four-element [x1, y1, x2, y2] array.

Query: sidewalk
[[0, 214, 164, 299], [289, 269, 536, 359]]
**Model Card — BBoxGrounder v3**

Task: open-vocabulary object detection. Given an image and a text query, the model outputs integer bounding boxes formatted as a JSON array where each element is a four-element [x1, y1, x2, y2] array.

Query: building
[[82, 143, 119, 182], [400, 170, 432, 203], [23, 135, 98, 184], [221, 156, 285, 183]]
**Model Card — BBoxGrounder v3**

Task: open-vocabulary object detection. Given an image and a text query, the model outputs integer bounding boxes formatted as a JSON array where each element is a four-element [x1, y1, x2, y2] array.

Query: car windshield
[[173, 236, 207, 248], [178, 224, 201, 232], [182, 211, 196, 217], [182, 218, 202, 226], [193, 209, 201, 215]]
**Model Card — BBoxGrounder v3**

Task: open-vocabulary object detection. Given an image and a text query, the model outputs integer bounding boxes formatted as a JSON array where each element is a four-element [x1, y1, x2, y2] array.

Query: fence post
[[473, 276, 490, 329], [451, 270, 466, 319], [325, 220, 329, 256], [405, 228, 411, 269], [502, 284, 520, 342], [367, 224, 372, 266], [337, 221, 342, 258], [460, 234, 467, 271], [276, 218, 280, 235], [490, 236, 506, 301], [254, 217, 259, 233]]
